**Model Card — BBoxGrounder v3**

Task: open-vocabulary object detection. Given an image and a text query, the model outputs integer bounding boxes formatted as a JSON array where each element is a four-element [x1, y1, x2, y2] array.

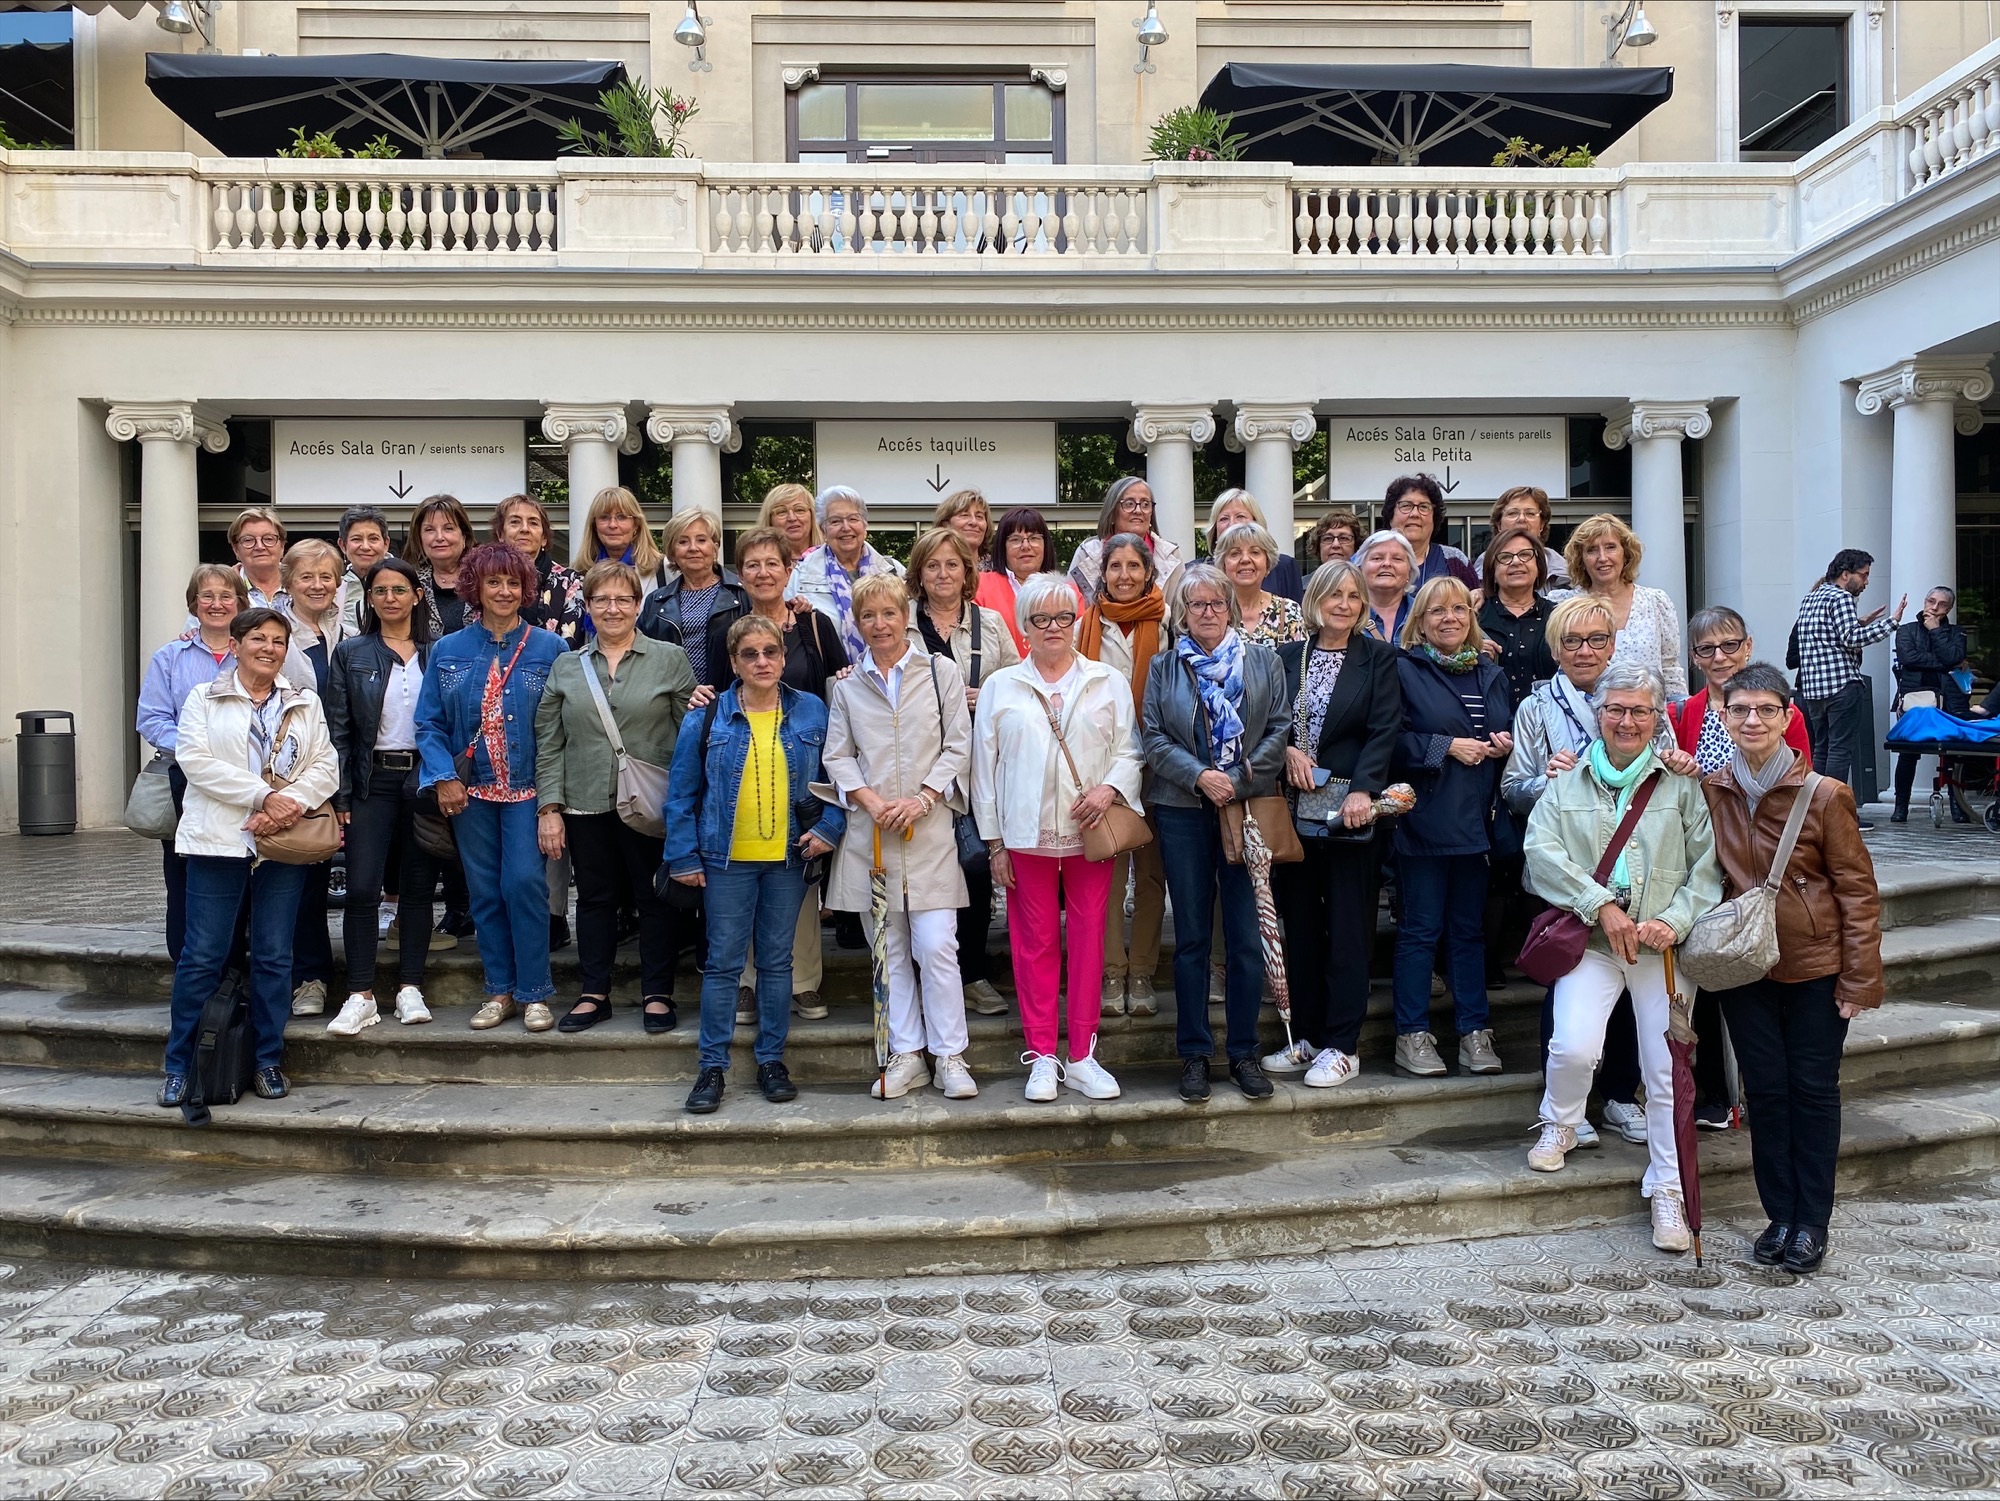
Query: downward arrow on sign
[[925, 464, 950, 494], [388, 470, 414, 500], [1439, 465, 1461, 495]]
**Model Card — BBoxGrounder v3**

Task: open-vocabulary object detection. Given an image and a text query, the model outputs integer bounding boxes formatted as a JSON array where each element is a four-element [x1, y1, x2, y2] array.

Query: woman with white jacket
[[971, 573, 1146, 1104], [158, 607, 340, 1109]]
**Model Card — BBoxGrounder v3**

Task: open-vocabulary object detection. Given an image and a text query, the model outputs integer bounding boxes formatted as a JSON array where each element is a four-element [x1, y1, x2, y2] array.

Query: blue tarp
[[1885, 706, 2000, 750]]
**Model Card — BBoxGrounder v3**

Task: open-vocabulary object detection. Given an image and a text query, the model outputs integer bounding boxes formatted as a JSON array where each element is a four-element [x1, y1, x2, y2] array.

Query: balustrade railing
[[1904, 51, 2000, 189], [1292, 182, 1611, 258], [205, 170, 559, 253], [704, 175, 1148, 258]]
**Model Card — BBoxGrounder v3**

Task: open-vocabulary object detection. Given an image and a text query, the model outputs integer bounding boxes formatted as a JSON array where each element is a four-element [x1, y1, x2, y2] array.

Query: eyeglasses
[[1692, 637, 1747, 660], [194, 592, 242, 607], [1117, 497, 1152, 513], [1493, 551, 1537, 568], [1724, 703, 1786, 722], [237, 534, 281, 550], [1184, 599, 1230, 616], [1028, 612, 1078, 631], [1392, 499, 1429, 516], [1560, 633, 1614, 652], [368, 585, 413, 600], [1424, 604, 1468, 619], [587, 595, 638, 610], [735, 645, 785, 663], [1600, 705, 1658, 722]]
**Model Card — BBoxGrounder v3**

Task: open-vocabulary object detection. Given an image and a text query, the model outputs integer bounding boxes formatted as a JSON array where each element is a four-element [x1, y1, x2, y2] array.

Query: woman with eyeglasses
[[1306, 508, 1365, 573], [1698, 662, 1881, 1274], [536, 561, 696, 1037], [1476, 487, 1571, 591], [791, 485, 906, 665], [976, 506, 1067, 657], [1380, 476, 1478, 590], [759, 482, 822, 563], [322, 558, 440, 1037], [1477, 527, 1558, 711], [970, 574, 1144, 1105], [226, 507, 290, 611], [1670, 606, 1811, 777], [1068, 476, 1186, 604]]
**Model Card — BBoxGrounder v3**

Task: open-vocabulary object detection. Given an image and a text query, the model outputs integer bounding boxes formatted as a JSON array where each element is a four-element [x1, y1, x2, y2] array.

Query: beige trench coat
[[821, 648, 973, 913]]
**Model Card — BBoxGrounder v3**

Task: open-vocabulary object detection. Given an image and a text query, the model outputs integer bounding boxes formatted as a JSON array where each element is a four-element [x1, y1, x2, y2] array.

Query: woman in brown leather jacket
[[1699, 661, 1882, 1276]]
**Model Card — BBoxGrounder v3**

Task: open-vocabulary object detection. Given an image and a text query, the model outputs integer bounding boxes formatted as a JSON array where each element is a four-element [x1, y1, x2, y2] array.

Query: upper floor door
[[789, 77, 1063, 165]]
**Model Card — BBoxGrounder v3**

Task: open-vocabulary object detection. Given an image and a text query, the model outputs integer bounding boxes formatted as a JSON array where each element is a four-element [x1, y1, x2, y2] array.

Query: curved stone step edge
[[0, 1074, 1994, 1281]]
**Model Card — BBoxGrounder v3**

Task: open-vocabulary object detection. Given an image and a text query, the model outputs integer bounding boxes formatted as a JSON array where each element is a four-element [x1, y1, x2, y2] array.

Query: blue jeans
[[452, 797, 553, 1004], [1155, 803, 1264, 1063], [163, 854, 307, 1077], [1393, 853, 1490, 1036], [697, 860, 807, 1070]]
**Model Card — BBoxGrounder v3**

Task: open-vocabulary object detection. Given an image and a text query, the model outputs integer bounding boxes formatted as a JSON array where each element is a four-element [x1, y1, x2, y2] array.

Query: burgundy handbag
[[1516, 772, 1661, 988]]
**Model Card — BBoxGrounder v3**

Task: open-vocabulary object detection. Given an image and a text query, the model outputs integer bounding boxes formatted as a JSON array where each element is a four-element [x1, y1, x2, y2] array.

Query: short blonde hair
[[574, 486, 661, 575], [850, 573, 910, 620], [1565, 512, 1642, 589], [579, 559, 643, 605], [759, 482, 820, 547], [1206, 487, 1268, 545], [226, 506, 286, 549], [933, 488, 990, 547], [659, 508, 721, 561], [185, 563, 250, 612], [1545, 593, 1616, 652], [908, 527, 979, 593], [1401, 576, 1487, 653]]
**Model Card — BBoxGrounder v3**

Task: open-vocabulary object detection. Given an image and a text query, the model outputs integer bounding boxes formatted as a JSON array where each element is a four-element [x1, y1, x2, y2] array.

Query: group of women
[[140, 474, 1882, 1271]]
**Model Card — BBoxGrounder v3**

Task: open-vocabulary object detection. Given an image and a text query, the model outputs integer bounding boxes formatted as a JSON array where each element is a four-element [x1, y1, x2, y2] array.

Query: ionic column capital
[[1856, 359, 1996, 416], [1129, 403, 1215, 453], [105, 401, 229, 452], [1603, 400, 1711, 450], [542, 403, 643, 455], [1957, 404, 1990, 438], [645, 405, 741, 454], [1228, 404, 1317, 452]]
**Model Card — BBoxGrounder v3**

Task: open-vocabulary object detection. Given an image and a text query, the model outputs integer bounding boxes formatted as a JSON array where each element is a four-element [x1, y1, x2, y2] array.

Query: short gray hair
[[1719, 661, 1792, 712], [1591, 660, 1666, 711], [815, 484, 867, 526], [1214, 522, 1280, 571], [1013, 572, 1080, 636], [1353, 529, 1419, 592], [1171, 563, 1241, 634]]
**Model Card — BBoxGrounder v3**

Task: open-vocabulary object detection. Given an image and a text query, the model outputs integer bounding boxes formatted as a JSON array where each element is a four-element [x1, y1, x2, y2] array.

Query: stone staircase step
[[1873, 861, 2000, 931], [1, 1073, 1994, 1281], [1879, 911, 2000, 992]]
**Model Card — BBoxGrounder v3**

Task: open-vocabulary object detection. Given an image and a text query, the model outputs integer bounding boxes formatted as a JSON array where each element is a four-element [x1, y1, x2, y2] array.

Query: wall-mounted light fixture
[[674, 1, 711, 73], [157, 0, 220, 54], [1133, 0, 1168, 75], [1604, 0, 1658, 63]]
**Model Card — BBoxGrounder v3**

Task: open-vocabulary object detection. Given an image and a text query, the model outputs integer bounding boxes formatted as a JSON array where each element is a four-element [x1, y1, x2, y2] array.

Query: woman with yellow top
[[664, 615, 847, 1115]]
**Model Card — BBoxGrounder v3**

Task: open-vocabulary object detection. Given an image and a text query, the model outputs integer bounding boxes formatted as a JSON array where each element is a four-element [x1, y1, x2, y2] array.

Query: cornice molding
[[1129, 404, 1215, 453], [1603, 400, 1712, 449], [540, 403, 641, 454], [1791, 202, 2000, 325], [1854, 358, 1996, 416], [104, 401, 229, 451], [1230, 404, 1318, 450], [645, 405, 741, 452]]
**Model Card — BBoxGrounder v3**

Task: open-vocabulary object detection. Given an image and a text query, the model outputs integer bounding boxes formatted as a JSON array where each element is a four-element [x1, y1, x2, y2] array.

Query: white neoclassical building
[[0, 0, 1996, 828]]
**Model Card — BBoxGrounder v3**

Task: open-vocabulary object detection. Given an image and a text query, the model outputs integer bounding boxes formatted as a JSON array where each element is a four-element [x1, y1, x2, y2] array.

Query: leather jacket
[[326, 633, 432, 809], [1700, 756, 1883, 1009]]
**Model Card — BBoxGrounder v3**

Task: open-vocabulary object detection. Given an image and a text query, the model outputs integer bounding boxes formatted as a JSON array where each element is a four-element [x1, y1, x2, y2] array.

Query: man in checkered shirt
[[1791, 548, 1905, 818]]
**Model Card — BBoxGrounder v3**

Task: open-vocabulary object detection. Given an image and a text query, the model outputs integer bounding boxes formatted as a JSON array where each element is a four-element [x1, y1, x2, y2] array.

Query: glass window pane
[[1739, 21, 1843, 156], [1004, 85, 1053, 141], [797, 84, 846, 141], [856, 84, 994, 141]]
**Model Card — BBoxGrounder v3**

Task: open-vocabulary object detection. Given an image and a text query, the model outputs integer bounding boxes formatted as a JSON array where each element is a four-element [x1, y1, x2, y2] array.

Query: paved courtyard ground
[[1, 1173, 1998, 1499]]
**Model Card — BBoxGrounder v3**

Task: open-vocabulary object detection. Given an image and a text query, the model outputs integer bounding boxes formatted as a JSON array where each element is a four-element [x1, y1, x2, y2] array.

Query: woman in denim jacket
[[415, 543, 568, 1033], [664, 614, 847, 1116]]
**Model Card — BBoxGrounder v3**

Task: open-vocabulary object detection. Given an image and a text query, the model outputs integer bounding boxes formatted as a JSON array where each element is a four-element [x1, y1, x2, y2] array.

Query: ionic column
[[1129, 404, 1214, 560], [645, 406, 741, 520], [541, 404, 640, 548], [1604, 401, 1709, 631], [1229, 405, 1317, 555], [1856, 359, 1996, 609], [106, 402, 228, 662]]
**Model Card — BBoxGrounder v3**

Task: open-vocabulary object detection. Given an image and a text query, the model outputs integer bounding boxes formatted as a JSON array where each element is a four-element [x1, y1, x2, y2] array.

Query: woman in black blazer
[[1267, 561, 1404, 1089], [322, 558, 440, 1035]]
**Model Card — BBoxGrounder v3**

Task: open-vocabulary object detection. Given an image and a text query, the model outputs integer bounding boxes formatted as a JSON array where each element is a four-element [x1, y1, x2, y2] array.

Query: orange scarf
[[1077, 588, 1167, 714]]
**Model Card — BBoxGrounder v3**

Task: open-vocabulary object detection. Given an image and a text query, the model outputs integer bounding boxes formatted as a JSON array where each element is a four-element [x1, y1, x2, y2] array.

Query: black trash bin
[[16, 710, 77, 836]]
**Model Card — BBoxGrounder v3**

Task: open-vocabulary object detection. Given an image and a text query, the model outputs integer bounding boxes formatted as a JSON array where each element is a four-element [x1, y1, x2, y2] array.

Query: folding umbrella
[[869, 827, 891, 1101], [1663, 948, 1705, 1266], [1235, 812, 1296, 1053]]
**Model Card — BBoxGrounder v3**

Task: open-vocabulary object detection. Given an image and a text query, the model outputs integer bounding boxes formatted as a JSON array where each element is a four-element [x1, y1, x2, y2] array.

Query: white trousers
[[1539, 946, 1681, 1198], [872, 907, 968, 1058]]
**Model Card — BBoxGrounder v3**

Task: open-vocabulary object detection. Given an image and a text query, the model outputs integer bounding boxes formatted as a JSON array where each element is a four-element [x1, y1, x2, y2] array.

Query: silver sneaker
[[1304, 1048, 1359, 1089], [1601, 1099, 1648, 1143], [1126, 975, 1158, 1017], [1262, 1039, 1316, 1075], [1394, 1031, 1447, 1077], [1458, 1029, 1501, 1075], [965, 979, 1009, 1016], [290, 979, 328, 1018], [1651, 1189, 1692, 1253]]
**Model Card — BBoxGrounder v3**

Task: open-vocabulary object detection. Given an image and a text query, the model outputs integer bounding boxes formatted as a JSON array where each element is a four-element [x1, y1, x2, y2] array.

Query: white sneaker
[[1303, 1048, 1359, 1089], [1061, 1039, 1121, 1100], [393, 986, 432, 1025], [1527, 1121, 1577, 1172], [1101, 974, 1127, 1015], [1262, 1039, 1316, 1075], [934, 1053, 978, 1099], [870, 1052, 932, 1100], [1651, 1189, 1692, 1253], [324, 993, 379, 1037], [1126, 975, 1157, 1018], [1023, 1052, 1061, 1103], [290, 979, 327, 1018], [1574, 1118, 1601, 1149], [1602, 1099, 1648, 1144], [965, 979, 1009, 1017]]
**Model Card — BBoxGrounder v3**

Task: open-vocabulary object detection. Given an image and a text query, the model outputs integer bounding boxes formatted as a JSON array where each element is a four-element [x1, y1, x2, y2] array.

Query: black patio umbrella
[[1198, 62, 1673, 167], [145, 52, 629, 159]]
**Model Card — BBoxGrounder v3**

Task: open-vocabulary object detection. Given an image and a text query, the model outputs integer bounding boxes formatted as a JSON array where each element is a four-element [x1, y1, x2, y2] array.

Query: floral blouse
[[1242, 594, 1306, 648], [467, 655, 536, 804]]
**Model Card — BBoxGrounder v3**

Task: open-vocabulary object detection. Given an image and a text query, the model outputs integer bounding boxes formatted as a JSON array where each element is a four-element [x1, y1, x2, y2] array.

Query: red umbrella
[[1663, 948, 1705, 1266]]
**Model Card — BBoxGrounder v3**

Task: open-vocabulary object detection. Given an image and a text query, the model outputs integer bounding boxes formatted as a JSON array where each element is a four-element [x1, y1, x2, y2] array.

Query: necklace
[[745, 706, 783, 842]]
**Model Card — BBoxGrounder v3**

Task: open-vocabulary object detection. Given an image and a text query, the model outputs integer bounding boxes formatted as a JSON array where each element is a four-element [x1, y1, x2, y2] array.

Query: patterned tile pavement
[[2, 1176, 2000, 1498]]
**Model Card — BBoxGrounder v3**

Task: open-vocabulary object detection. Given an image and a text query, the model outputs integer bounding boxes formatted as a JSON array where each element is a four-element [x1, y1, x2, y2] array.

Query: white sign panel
[[1327, 416, 1568, 504], [273, 419, 527, 510], [816, 421, 1057, 514]]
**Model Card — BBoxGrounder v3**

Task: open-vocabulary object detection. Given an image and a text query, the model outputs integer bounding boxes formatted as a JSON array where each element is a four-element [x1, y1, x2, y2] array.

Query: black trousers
[[1804, 679, 1870, 789], [1718, 972, 1849, 1231], [1274, 830, 1383, 1056], [161, 763, 190, 963], [564, 811, 680, 999], [957, 860, 995, 986], [290, 859, 334, 989], [342, 771, 438, 992]]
